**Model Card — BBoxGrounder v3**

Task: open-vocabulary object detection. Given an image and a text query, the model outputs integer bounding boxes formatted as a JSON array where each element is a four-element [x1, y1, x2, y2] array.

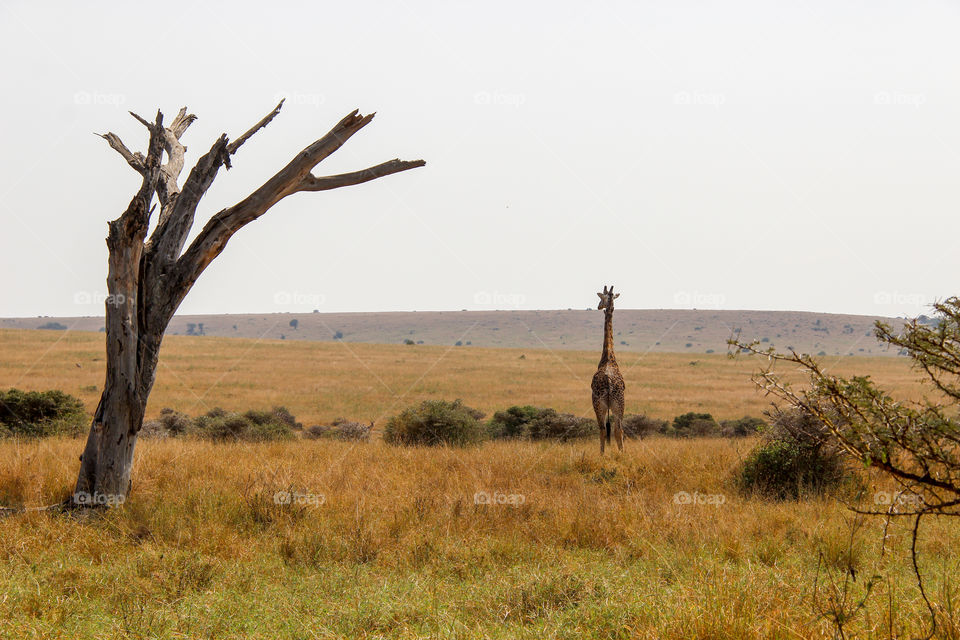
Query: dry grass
[[0, 328, 927, 428], [0, 328, 957, 638], [0, 437, 958, 639]]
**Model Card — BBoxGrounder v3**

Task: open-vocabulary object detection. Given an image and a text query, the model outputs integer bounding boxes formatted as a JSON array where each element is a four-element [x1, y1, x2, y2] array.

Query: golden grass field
[[0, 328, 930, 428], [1, 438, 958, 639], [0, 328, 958, 639]]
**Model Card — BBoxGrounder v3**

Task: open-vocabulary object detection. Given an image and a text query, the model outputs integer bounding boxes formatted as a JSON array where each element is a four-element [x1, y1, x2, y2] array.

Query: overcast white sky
[[1, 1, 957, 318]]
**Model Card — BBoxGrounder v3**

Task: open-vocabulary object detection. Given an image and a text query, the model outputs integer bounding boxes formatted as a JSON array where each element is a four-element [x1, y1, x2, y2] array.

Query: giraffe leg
[[614, 413, 625, 452], [593, 399, 608, 455], [609, 394, 625, 453]]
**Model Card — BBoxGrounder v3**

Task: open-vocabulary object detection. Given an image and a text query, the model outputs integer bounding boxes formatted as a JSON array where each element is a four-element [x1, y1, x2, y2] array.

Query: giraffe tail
[[605, 415, 612, 444]]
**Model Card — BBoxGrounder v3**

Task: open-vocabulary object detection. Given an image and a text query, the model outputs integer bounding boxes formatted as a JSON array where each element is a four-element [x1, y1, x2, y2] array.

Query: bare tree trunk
[[74, 215, 160, 504], [71, 103, 423, 506]]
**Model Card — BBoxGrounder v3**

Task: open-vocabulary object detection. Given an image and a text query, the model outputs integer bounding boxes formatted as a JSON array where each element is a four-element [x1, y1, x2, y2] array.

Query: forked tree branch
[[155, 107, 198, 208], [99, 102, 424, 333], [145, 134, 231, 267], [165, 108, 424, 314], [147, 101, 284, 263], [298, 158, 427, 192], [99, 107, 198, 207], [144, 101, 284, 267]]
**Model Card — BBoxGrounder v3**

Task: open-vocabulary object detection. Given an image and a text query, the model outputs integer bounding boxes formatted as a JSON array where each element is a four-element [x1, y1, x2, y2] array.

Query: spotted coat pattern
[[591, 286, 625, 454]]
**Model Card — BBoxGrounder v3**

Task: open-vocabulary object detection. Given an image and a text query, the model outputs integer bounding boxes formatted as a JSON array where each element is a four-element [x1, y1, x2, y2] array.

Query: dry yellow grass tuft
[[0, 436, 957, 638]]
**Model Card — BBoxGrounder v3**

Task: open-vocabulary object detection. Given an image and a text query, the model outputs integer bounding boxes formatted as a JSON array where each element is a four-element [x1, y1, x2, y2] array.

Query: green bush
[[670, 412, 720, 437], [244, 407, 302, 431], [525, 409, 594, 441], [188, 406, 298, 442], [735, 409, 851, 499], [621, 414, 669, 439], [488, 405, 594, 441], [383, 399, 485, 446], [191, 411, 247, 441], [488, 405, 542, 439], [719, 416, 766, 437], [0, 388, 87, 437], [246, 419, 297, 442]]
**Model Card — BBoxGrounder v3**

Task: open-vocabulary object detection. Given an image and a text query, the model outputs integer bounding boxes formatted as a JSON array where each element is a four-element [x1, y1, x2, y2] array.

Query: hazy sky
[[1, 1, 957, 318]]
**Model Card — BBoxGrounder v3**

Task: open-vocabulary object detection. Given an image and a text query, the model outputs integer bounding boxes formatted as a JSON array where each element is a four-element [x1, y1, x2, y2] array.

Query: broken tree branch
[[156, 107, 198, 208], [121, 111, 166, 232], [227, 99, 284, 155], [128, 110, 155, 131], [98, 132, 146, 174], [169, 106, 197, 140], [157, 129, 186, 207], [167, 108, 423, 316]]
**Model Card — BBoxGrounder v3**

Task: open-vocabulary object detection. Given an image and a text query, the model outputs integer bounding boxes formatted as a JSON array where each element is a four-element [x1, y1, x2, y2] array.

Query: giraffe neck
[[600, 307, 616, 365]]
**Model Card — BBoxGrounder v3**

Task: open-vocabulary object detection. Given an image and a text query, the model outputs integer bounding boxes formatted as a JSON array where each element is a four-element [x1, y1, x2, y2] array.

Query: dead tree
[[74, 102, 424, 506]]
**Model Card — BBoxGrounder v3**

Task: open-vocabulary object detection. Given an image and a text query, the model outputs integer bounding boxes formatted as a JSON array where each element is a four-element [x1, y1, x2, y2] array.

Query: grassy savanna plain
[[0, 328, 928, 427], [1, 328, 958, 639]]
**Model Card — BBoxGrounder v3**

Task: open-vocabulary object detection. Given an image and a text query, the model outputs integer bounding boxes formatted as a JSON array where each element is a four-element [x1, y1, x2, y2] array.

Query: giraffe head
[[597, 285, 620, 310]]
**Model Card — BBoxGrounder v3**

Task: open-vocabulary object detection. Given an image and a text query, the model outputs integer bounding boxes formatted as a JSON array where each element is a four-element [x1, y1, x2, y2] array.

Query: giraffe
[[591, 285, 625, 454]]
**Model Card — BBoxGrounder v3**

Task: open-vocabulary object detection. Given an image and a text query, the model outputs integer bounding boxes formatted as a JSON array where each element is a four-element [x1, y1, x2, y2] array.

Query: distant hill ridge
[[0, 309, 906, 357]]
